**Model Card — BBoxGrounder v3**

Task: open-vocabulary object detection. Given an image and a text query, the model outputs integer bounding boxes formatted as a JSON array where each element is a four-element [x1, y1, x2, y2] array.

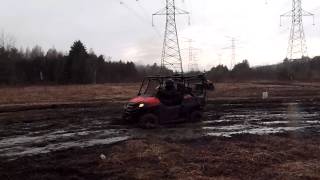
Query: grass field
[[1, 81, 320, 105], [0, 83, 138, 105]]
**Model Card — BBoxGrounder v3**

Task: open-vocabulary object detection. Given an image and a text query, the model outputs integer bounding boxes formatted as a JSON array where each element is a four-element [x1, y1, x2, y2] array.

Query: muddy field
[[0, 82, 320, 179]]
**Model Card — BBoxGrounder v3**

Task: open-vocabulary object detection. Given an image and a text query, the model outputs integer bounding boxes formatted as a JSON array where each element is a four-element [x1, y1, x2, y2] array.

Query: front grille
[[124, 103, 138, 114], [123, 103, 140, 121]]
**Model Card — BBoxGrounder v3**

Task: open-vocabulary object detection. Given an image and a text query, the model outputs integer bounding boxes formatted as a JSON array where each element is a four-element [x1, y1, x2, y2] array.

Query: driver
[[157, 79, 182, 106], [165, 79, 175, 91]]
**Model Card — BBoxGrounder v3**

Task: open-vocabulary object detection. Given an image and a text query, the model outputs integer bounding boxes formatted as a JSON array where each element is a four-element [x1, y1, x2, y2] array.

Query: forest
[[207, 57, 320, 82], [0, 40, 167, 85]]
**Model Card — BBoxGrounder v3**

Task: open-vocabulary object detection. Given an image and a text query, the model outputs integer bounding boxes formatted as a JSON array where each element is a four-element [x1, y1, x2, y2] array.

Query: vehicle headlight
[[139, 103, 145, 108]]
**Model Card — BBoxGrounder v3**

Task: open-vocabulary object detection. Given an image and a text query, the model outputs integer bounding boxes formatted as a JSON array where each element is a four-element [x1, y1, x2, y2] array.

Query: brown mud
[[0, 82, 320, 179]]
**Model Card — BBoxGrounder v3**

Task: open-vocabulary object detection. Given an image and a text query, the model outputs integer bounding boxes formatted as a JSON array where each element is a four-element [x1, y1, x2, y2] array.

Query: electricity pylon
[[152, 0, 190, 74], [223, 37, 237, 70], [186, 39, 200, 72], [189, 53, 200, 72], [280, 0, 314, 60]]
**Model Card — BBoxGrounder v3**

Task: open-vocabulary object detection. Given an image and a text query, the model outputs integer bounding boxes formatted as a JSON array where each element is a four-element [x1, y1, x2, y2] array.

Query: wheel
[[139, 113, 159, 129], [189, 110, 203, 122]]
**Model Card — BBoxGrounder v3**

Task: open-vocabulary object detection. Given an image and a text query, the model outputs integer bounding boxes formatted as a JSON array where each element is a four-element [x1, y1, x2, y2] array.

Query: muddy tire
[[139, 113, 159, 129], [189, 110, 203, 122]]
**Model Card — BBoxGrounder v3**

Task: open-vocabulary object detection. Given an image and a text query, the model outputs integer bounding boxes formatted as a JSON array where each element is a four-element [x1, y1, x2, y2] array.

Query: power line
[[135, 1, 163, 38], [119, 1, 162, 38], [119, 1, 149, 24]]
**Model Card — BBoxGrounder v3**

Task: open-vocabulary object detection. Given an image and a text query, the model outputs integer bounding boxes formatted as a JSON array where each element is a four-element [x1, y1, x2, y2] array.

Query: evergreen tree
[[64, 40, 88, 83]]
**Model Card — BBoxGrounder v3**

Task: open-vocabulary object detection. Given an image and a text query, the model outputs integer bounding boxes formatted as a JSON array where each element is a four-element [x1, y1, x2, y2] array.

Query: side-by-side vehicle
[[123, 74, 214, 128]]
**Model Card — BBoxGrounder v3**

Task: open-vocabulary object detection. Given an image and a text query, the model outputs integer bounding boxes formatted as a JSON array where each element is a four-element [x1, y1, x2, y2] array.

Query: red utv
[[122, 74, 214, 128]]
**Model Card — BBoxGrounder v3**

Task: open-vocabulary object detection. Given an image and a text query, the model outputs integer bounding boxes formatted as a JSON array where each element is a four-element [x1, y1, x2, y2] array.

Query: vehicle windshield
[[139, 79, 161, 96]]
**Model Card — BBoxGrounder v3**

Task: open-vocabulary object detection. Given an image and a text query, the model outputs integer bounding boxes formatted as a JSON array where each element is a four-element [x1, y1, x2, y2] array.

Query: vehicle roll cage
[[138, 74, 208, 96]]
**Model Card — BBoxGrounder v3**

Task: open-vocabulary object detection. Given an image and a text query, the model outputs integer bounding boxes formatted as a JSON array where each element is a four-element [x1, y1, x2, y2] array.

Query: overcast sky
[[1, 0, 320, 70]]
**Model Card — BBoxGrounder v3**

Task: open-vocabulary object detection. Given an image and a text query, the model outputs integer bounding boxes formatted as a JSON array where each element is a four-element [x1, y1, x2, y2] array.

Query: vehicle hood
[[129, 96, 160, 107]]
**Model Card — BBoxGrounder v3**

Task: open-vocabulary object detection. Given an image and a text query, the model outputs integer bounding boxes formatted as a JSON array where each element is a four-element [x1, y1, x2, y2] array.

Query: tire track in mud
[[0, 101, 320, 160], [0, 104, 131, 160]]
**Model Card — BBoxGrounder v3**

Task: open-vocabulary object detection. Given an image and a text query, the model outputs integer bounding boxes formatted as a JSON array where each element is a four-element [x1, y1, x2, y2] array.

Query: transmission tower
[[152, 0, 190, 74], [186, 39, 200, 72], [280, 0, 314, 60], [189, 54, 200, 72], [223, 37, 237, 70]]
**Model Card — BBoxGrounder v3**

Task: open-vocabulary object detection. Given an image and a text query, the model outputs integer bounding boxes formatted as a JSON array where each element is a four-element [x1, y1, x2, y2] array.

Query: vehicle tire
[[139, 113, 159, 129], [189, 110, 203, 122]]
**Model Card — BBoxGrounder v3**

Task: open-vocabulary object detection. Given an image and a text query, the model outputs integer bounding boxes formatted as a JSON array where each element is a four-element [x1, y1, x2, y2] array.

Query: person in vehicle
[[157, 79, 182, 106], [176, 82, 185, 94]]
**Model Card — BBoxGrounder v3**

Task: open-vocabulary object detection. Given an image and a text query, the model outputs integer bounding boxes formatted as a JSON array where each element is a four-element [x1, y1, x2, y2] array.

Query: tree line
[[0, 40, 168, 85], [1, 37, 320, 85], [207, 57, 320, 82]]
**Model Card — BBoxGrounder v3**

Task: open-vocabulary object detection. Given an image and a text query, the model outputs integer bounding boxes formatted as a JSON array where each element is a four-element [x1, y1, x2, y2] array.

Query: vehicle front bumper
[[122, 103, 142, 122]]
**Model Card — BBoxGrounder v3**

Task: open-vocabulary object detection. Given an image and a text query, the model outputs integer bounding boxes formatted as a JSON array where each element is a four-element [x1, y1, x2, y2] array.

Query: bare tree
[[0, 30, 16, 50], [30, 45, 44, 59], [46, 47, 59, 59]]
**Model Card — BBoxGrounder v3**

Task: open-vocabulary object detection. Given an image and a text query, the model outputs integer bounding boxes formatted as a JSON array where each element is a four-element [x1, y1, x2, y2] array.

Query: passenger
[[176, 82, 185, 103], [165, 79, 175, 91], [176, 82, 185, 94]]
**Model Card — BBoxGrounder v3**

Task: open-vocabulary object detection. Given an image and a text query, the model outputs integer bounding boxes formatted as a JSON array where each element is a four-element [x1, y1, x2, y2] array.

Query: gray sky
[[1, 0, 320, 70]]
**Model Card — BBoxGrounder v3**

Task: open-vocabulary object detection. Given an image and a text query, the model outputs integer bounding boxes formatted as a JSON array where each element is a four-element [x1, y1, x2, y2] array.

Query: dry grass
[[209, 81, 320, 100], [1, 81, 320, 106], [99, 135, 320, 179], [0, 83, 139, 105]]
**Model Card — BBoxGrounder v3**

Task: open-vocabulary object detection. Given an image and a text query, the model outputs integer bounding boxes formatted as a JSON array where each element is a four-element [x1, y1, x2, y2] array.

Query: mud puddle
[[203, 102, 320, 137], [0, 106, 131, 160]]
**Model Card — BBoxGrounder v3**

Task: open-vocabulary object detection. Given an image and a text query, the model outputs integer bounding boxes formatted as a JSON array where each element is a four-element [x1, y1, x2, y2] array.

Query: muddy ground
[[0, 82, 320, 179]]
